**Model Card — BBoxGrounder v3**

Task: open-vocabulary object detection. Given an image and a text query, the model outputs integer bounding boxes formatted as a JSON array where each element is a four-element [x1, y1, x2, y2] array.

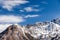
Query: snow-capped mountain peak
[[0, 18, 60, 40]]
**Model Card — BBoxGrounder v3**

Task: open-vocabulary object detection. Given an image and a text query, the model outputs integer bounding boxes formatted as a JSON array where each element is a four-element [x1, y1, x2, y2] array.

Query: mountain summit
[[0, 18, 60, 40]]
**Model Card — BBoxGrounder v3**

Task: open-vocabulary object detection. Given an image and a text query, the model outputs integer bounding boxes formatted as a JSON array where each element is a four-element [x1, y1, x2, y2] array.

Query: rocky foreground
[[0, 18, 60, 40]]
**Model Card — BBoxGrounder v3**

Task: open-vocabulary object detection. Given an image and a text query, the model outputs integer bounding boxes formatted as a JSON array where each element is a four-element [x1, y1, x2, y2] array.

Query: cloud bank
[[0, 15, 24, 23]]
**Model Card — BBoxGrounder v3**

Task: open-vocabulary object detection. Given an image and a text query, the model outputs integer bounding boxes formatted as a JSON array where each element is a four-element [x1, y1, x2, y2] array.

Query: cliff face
[[0, 18, 60, 40]]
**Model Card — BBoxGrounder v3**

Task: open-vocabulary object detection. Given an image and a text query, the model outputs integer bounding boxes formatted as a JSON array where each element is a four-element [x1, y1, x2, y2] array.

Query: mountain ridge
[[0, 18, 60, 40]]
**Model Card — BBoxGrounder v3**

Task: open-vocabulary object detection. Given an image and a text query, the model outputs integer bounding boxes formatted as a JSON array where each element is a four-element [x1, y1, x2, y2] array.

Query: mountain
[[0, 24, 37, 40], [25, 22, 60, 40], [0, 18, 60, 40]]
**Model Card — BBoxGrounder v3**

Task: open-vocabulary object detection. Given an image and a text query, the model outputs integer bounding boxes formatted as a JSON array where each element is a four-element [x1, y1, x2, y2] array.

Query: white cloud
[[25, 15, 39, 18], [1, 0, 29, 11], [0, 15, 24, 23], [24, 7, 39, 12]]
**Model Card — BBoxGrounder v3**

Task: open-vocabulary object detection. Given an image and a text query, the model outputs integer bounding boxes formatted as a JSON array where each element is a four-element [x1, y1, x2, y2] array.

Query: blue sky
[[0, 0, 60, 25]]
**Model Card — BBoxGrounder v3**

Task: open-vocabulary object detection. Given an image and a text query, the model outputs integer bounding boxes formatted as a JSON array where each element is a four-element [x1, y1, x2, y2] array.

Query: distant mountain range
[[0, 18, 60, 40]]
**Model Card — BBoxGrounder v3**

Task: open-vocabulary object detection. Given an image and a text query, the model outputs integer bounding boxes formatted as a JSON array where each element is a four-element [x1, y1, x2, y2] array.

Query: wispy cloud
[[1, 0, 29, 11], [24, 7, 39, 12], [19, 10, 24, 12], [0, 15, 24, 23], [29, 5, 40, 8], [19, 6, 39, 12], [25, 15, 39, 18], [19, 5, 45, 12], [41, 1, 48, 4]]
